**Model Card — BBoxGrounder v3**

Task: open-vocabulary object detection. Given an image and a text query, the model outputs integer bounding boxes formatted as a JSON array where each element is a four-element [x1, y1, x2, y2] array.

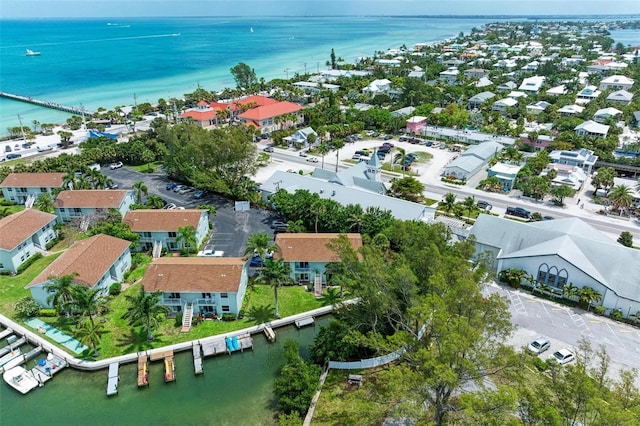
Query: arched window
[[537, 263, 549, 284], [547, 266, 559, 287], [556, 269, 569, 288]]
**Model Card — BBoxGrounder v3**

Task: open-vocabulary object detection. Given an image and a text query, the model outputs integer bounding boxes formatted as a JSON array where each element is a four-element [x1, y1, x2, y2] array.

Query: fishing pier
[[0, 91, 93, 115]]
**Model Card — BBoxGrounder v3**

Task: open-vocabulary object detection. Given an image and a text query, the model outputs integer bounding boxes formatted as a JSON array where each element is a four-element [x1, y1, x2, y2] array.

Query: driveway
[[102, 167, 275, 257]]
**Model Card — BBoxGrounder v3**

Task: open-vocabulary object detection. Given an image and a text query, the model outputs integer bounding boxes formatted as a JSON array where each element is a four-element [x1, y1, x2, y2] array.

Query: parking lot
[[101, 167, 274, 257], [485, 281, 640, 385]]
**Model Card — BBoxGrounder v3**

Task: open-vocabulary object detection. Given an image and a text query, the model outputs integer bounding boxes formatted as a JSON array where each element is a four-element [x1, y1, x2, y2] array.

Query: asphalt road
[[485, 281, 640, 386], [101, 166, 275, 257]]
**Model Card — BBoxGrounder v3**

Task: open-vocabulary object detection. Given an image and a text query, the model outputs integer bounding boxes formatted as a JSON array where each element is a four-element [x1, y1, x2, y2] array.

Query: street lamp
[[284, 68, 290, 80]]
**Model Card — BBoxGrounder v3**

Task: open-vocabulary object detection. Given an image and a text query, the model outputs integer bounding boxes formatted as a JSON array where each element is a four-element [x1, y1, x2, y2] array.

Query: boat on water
[[3, 366, 39, 394], [25, 49, 41, 56], [250, 27, 254, 33]]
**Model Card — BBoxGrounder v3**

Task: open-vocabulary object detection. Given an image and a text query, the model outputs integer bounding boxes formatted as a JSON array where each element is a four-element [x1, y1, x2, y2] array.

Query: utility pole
[[17, 114, 26, 142], [284, 68, 290, 80]]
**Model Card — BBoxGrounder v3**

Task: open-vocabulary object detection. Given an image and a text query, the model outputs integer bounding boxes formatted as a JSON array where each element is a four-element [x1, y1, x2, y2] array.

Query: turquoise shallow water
[[1, 317, 329, 425], [0, 16, 492, 133]]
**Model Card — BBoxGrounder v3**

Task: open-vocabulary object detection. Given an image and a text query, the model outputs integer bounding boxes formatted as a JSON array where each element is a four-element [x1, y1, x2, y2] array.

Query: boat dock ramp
[[295, 317, 315, 328], [193, 342, 203, 375], [106, 363, 119, 396], [149, 349, 175, 383], [29, 353, 68, 386], [137, 353, 149, 387], [263, 325, 276, 342]]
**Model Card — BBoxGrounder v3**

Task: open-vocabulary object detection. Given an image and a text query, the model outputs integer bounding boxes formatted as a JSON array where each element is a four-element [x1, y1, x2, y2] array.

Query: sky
[[2, 0, 640, 18]]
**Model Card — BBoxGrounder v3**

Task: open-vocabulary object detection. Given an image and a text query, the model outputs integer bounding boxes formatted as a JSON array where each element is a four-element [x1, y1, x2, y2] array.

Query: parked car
[[355, 150, 369, 156], [528, 337, 551, 355], [361, 148, 373, 154], [163, 203, 177, 210], [6, 153, 21, 160], [271, 220, 288, 229], [178, 187, 194, 194], [506, 206, 531, 219], [351, 154, 361, 160], [383, 135, 393, 140], [543, 215, 555, 221], [108, 183, 119, 189], [552, 349, 576, 365], [263, 146, 274, 153], [197, 249, 224, 257], [166, 182, 178, 190], [173, 184, 186, 193], [382, 141, 394, 148], [378, 146, 391, 154], [4, 145, 11, 153], [193, 190, 206, 199], [109, 161, 123, 170], [37, 145, 54, 152], [299, 151, 308, 157], [306, 157, 319, 163], [249, 255, 264, 267], [477, 200, 493, 210]]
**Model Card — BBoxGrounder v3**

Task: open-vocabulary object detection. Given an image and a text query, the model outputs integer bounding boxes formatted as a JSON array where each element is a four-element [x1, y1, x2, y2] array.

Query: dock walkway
[[137, 354, 149, 387], [295, 317, 315, 328], [29, 353, 67, 386], [263, 325, 276, 342], [0, 328, 13, 340], [0, 91, 93, 115], [106, 362, 119, 396], [0, 336, 26, 358], [193, 342, 203, 375]]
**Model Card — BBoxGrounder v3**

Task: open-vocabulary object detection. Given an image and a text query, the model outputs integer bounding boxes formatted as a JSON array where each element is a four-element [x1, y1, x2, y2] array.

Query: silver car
[[552, 349, 576, 365], [528, 337, 550, 354]]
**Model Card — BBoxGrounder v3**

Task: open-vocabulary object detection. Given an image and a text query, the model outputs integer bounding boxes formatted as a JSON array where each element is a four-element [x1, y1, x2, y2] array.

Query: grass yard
[[127, 162, 163, 173], [0, 252, 62, 316]]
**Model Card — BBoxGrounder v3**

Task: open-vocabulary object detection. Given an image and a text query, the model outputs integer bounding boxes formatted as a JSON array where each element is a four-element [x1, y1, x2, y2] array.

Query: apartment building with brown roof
[[0, 172, 66, 205], [54, 189, 135, 222], [123, 209, 210, 252], [27, 234, 132, 307], [0, 209, 57, 274], [141, 257, 249, 316]]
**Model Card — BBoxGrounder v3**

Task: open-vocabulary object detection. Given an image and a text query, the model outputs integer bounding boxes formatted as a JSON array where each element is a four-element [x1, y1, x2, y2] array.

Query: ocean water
[[0, 16, 494, 134]]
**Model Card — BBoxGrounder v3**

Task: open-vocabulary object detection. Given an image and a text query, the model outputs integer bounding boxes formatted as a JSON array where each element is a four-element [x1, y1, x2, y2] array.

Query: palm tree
[[317, 143, 330, 170], [393, 147, 407, 176], [146, 195, 166, 209], [133, 181, 148, 204], [0, 207, 10, 219], [259, 259, 293, 318], [72, 286, 108, 328], [462, 196, 475, 219], [563, 283, 579, 301], [440, 192, 457, 215], [608, 184, 633, 215], [320, 286, 341, 307], [45, 274, 78, 316], [121, 286, 169, 341], [35, 192, 54, 213], [176, 225, 197, 255], [332, 140, 345, 172], [244, 232, 277, 264], [576, 286, 602, 312], [76, 318, 103, 357]]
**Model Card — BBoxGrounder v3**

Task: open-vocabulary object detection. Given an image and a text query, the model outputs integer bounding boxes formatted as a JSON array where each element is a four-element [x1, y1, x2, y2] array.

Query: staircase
[[79, 215, 90, 232], [181, 303, 194, 333], [152, 240, 163, 258], [24, 194, 36, 209]]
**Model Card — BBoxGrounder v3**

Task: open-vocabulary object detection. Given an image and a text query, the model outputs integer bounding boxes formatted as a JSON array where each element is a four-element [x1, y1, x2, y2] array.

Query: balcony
[[194, 297, 216, 306], [162, 296, 184, 306]]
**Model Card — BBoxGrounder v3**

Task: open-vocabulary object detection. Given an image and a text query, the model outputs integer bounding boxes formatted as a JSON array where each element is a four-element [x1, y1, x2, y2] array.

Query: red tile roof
[[234, 95, 279, 108], [123, 209, 205, 232], [28, 234, 130, 288], [238, 101, 302, 121], [0, 209, 57, 251], [54, 190, 131, 209], [141, 257, 246, 293], [0, 172, 66, 188], [274, 233, 362, 262]]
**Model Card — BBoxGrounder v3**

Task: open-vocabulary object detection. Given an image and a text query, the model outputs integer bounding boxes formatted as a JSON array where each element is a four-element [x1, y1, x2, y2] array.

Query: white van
[[37, 145, 53, 152]]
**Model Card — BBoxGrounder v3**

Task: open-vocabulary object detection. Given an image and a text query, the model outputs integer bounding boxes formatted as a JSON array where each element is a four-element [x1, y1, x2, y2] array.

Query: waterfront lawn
[[242, 284, 324, 319], [312, 368, 389, 425], [0, 252, 62, 317]]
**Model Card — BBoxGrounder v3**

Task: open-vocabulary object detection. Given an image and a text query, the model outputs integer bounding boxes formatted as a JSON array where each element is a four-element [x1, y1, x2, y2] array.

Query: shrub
[[45, 238, 60, 250], [532, 356, 548, 372], [16, 253, 43, 274], [594, 305, 606, 316], [109, 282, 122, 296], [0, 270, 11, 276], [174, 313, 183, 327], [38, 308, 58, 317], [610, 309, 624, 321], [15, 297, 41, 318], [221, 313, 236, 322]]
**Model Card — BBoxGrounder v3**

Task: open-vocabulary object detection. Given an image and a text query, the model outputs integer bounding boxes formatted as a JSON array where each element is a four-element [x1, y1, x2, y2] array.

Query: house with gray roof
[[260, 170, 434, 222], [574, 120, 609, 138], [311, 152, 386, 194], [549, 148, 598, 174], [283, 127, 318, 148], [442, 141, 503, 181], [606, 90, 633, 106], [467, 91, 495, 110], [470, 215, 640, 317]]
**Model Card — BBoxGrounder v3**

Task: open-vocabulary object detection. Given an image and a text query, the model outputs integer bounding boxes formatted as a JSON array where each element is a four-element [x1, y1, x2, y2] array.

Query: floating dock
[[201, 334, 253, 357], [29, 353, 67, 386], [193, 342, 203, 375], [106, 362, 119, 396], [295, 317, 315, 328], [0, 328, 14, 340], [263, 325, 276, 343], [137, 354, 149, 387], [0, 337, 26, 358]]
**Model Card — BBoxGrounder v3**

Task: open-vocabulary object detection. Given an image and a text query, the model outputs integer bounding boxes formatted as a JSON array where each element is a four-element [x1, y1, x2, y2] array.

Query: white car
[[197, 249, 224, 257], [528, 337, 550, 355], [306, 157, 319, 163], [163, 203, 177, 210], [552, 349, 576, 365], [109, 161, 123, 170]]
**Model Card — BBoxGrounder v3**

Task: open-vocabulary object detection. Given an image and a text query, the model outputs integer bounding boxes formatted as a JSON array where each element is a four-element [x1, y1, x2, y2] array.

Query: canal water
[[0, 317, 329, 426]]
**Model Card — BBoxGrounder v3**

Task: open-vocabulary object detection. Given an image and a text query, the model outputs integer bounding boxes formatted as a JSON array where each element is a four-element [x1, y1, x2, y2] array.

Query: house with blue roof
[[470, 215, 640, 317]]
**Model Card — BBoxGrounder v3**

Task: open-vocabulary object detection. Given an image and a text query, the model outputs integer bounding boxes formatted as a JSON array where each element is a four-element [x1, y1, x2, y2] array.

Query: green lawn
[[0, 252, 62, 316], [127, 162, 163, 173]]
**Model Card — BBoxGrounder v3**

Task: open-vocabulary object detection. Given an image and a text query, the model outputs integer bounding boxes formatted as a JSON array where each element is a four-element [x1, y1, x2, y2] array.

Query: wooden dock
[[295, 317, 315, 328], [201, 334, 253, 357], [0, 91, 93, 115], [193, 342, 203, 375], [137, 354, 149, 387], [150, 350, 175, 383], [263, 325, 276, 343], [201, 338, 228, 357], [107, 362, 119, 396]]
